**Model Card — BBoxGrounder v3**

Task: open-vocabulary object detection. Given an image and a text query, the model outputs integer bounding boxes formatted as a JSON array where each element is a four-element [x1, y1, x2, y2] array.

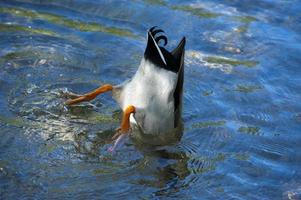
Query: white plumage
[[114, 58, 177, 135], [65, 27, 185, 147]]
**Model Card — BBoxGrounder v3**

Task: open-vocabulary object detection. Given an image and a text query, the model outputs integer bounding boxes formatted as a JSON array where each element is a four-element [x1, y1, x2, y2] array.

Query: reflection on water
[[1, 0, 301, 199]]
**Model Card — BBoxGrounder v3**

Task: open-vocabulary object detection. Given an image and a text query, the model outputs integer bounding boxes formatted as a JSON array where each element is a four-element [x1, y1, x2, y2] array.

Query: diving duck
[[65, 27, 185, 149]]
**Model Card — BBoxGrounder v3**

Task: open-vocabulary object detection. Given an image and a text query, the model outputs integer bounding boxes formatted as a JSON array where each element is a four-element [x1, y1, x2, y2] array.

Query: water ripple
[[0, 0, 300, 199]]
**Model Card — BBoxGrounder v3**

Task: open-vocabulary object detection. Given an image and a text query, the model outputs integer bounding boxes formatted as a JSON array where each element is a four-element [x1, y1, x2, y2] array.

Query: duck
[[65, 26, 186, 150]]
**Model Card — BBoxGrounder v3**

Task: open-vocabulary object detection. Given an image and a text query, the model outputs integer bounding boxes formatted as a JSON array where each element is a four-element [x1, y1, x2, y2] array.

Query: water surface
[[1, 0, 301, 199]]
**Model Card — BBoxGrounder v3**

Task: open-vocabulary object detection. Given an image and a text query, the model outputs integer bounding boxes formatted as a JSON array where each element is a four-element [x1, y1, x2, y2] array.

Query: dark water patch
[[234, 84, 263, 93], [192, 120, 226, 129], [142, 0, 220, 18], [238, 126, 261, 135], [0, 23, 57, 36], [235, 24, 251, 34], [0, 48, 60, 67], [0, 115, 30, 128], [144, 0, 167, 6], [170, 5, 221, 19], [234, 152, 250, 161], [233, 15, 258, 23], [0, 7, 138, 38], [202, 90, 213, 96]]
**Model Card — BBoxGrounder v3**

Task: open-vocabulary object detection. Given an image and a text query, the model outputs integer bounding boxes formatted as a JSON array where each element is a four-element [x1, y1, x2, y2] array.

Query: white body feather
[[116, 58, 178, 135]]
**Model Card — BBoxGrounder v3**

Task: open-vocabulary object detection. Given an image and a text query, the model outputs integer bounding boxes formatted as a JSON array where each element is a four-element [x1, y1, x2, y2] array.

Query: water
[[0, 0, 301, 199]]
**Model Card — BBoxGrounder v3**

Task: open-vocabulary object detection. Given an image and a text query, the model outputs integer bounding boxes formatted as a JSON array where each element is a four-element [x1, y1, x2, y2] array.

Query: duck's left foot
[[65, 84, 113, 105]]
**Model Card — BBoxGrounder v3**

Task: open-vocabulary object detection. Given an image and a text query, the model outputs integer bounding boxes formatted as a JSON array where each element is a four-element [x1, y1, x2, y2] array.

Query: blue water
[[0, 0, 301, 199]]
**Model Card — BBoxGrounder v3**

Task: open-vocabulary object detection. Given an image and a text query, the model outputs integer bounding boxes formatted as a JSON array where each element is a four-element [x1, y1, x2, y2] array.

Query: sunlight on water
[[0, 0, 301, 199], [186, 50, 258, 73]]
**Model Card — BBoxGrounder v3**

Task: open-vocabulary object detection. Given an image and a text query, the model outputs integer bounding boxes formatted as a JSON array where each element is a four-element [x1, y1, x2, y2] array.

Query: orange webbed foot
[[65, 84, 113, 105], [112, 105, 136, 139], [108, 105, 136, 153]]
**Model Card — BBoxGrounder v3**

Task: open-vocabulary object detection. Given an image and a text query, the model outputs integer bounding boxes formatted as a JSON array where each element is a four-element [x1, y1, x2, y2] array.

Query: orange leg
[[65, 84, 113, 105], [112, 105, 136, 139]]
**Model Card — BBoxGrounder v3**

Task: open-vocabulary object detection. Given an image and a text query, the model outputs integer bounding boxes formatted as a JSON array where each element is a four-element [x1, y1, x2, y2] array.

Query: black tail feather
[[173, 37, 185, 127], [144, 26, 185, 73]]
